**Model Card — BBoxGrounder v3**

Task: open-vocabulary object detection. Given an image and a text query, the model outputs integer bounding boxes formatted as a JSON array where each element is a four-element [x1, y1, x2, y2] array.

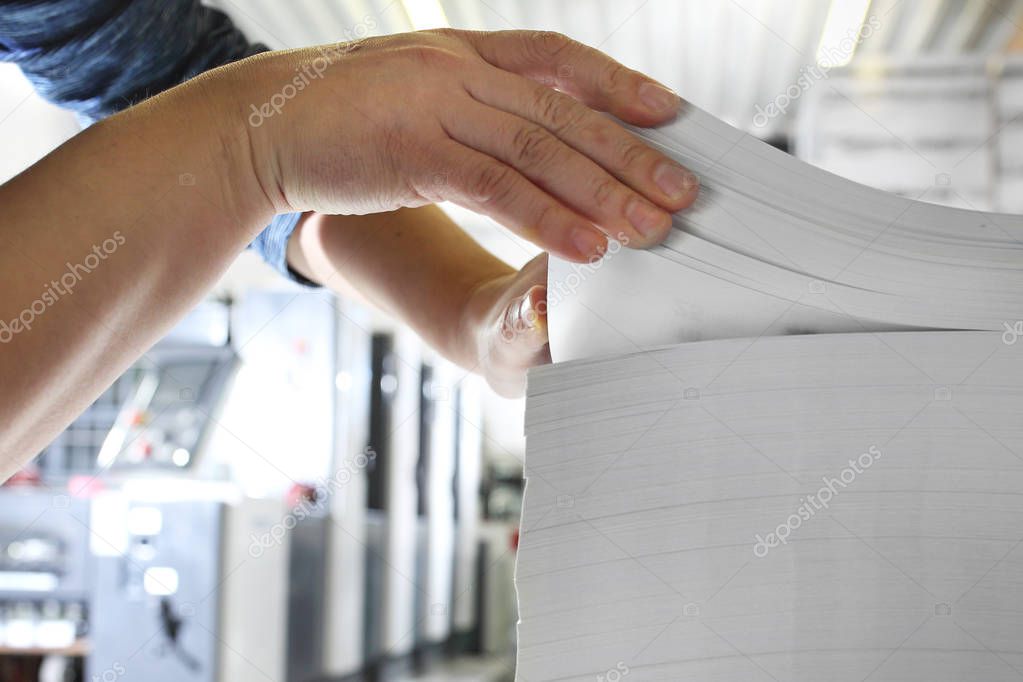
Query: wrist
[[210, 50, 315, 218], [176, 54, 290, 228]]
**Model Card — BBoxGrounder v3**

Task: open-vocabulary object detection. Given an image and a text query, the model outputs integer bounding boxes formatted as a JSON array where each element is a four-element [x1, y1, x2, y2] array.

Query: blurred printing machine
[[0, 292, 516, 681]]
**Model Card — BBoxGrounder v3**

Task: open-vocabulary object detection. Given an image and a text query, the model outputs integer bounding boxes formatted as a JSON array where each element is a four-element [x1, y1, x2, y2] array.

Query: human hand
[[460, 252, 550, 398], [236, 29, 699, 263]]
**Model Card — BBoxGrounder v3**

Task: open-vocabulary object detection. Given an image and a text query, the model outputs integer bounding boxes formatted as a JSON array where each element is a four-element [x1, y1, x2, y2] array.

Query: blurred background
[[0, 1, 1021, 680]]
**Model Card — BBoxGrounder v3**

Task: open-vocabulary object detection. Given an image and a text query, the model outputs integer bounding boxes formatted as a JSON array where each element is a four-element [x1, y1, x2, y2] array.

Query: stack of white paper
[[526, 100, 1023, 681], [547, 103, 1023, 363], [518, 331, 1023, 682]]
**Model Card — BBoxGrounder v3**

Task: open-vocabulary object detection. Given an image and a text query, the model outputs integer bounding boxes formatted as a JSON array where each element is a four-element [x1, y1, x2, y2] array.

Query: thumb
[[499, 284, 548, 351]]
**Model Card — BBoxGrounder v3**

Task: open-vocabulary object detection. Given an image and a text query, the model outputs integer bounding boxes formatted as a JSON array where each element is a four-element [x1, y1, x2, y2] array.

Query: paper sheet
[[548, 103, 1023, 362]]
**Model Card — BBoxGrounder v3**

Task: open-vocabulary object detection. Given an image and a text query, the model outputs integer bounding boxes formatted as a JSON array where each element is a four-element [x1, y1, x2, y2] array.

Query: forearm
[[287, 206, 515, 369], [0, 71, 269, 475], [0, 24, 697, 461]]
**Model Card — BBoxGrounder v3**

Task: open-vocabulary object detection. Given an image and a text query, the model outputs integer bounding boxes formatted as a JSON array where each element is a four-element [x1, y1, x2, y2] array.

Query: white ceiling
[[208, 0, 1023, 134]]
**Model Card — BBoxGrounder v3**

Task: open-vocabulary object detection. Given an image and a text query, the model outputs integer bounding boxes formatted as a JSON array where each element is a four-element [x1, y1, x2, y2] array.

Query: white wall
[[0, 63, 80, 183]]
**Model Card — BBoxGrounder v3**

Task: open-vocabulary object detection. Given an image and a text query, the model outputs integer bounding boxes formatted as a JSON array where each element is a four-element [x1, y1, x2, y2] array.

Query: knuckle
[[528, 30, 572, 60], [618, 139, 649, 169], [533, 88, 560, 122], [531, 203, 557, 236], [402, 44, 461, 68], [533, 88, 581, 133], [469, 163, 514, 204], [512, 125, 557, 167], [424, 27, 458, 39], [576, 120, 611, 148], [591, 177, 619, 210], [598, 61, 631, 94], [333, 37, 373, 56], [414, 168, 449, 202]]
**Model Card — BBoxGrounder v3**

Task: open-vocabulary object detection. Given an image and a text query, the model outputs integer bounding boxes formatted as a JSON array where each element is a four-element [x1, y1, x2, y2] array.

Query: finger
[[502, 253, 550, 358], [466, 66, 699, 212], [485, 254, 551, 399], [444, 100, 671, 246], [462, 30, 681, 126], [499, 283, 549, 353], [424, 142, 607, 262]]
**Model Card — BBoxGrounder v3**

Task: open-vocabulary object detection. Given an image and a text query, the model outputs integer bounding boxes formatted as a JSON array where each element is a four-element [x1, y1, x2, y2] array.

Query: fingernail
[[517, 286, 547, 334], [638, 82, 680, 115], [571, 229, 606, 260], [654, 163, 699, 201], [625, 196, 669, 239]]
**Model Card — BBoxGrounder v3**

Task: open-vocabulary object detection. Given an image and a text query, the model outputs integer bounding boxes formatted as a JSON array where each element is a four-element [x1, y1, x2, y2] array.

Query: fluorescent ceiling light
[[401, 0, 449, 30], [816, 0, 872, 68]]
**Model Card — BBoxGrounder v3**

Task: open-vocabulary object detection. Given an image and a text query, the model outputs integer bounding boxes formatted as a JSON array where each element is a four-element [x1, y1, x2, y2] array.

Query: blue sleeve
[[251, 212, 316, 285], [0, 0, 317, 286]]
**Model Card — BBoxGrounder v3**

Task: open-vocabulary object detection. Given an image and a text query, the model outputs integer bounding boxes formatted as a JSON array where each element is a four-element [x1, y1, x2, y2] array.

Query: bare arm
[[0, 75, 271, 478], [288, 206, 549, 396]]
